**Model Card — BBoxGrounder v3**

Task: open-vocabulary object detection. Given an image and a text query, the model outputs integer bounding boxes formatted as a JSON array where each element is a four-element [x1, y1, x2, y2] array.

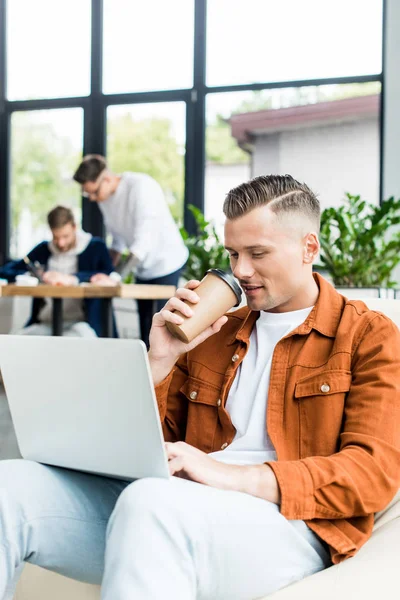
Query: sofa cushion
[[267, 516, 400, 599], [374, 487, 400, 530]]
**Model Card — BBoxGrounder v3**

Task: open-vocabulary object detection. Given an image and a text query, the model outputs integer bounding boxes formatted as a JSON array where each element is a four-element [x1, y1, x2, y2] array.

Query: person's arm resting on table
[[90, 239, 124, 285], [0, 242, 49, 282], [42, 272, 78, 286]]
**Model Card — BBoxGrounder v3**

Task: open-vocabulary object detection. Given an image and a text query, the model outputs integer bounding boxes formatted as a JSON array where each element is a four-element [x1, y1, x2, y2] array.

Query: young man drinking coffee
[[0, 175, 399, 599]]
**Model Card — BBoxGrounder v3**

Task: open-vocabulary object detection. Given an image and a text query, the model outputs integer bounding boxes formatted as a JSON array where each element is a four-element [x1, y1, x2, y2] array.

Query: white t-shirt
[[39, 231, 92, 323], [210, 306, 314, 466], [99, 172, 188, 280]]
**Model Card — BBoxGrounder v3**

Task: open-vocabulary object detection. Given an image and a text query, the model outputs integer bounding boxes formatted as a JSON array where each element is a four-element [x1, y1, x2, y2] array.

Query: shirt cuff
[[267, 459, 315, 520], [128, 245, 146, 264], [109, 272, 122, 283]]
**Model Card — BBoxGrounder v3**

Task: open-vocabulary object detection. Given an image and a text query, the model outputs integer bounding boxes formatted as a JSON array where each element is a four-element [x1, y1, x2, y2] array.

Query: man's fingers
[[152, 283, 201, 322], [211, 315, 228, 332], [168, 456, 185, 476], [175, 287, 200, 304], [186, 316, 229, 349], [184, 280, 201, 291], [164, 296, 194, 317], [156, 309, 184, 326], [165, 441, 187, 460], [165, 441, 205, 460]]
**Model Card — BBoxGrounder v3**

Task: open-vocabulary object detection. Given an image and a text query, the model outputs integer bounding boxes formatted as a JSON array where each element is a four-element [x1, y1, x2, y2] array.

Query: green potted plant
[[180, 205, 230, 281], [316, 193, 400, 295]]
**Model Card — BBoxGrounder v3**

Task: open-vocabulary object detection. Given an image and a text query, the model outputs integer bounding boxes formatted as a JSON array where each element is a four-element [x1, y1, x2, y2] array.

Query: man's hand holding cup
[[148, 270, 242, 385]]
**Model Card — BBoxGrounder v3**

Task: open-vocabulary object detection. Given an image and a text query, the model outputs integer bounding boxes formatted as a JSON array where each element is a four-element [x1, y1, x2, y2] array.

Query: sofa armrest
[[266, 517, 400, 600], [14, 564, 100, 600]]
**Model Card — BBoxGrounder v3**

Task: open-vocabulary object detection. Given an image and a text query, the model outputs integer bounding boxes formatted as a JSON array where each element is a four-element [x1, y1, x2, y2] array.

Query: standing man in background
[[73, 155, 188, 346]]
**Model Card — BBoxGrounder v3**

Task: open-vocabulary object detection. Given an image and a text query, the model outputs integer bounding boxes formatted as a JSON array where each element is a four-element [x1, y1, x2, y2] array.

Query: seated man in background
[[0, 205, 115, 337], [73, 154, 188, 347]]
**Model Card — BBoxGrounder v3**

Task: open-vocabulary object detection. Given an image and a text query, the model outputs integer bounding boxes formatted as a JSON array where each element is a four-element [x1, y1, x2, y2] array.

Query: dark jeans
[[136, 266, 183, 348]]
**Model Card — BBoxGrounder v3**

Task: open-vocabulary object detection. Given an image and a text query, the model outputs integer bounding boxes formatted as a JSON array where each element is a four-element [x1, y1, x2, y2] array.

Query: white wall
[[204, 162, 250, 236], [252, 117, 380, 211], [252, 133, 280, 178], [382, 0, 400, 201]]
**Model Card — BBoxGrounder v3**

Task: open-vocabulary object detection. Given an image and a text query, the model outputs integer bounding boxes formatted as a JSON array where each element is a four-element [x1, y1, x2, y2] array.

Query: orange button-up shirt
[[155, 274, 400, 563]]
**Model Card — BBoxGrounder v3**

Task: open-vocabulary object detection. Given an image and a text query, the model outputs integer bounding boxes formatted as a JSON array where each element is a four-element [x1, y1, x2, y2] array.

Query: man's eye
[[252, 253, 265, 259], [229, 253, 238, 259]]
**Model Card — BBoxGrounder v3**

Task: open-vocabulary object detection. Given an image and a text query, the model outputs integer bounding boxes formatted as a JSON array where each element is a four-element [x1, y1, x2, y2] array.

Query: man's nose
[[232, 257, 255, 279]]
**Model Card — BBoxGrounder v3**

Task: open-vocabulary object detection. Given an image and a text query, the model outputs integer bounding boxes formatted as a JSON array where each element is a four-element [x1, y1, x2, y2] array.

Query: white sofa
[[13, 298, 400, 599]]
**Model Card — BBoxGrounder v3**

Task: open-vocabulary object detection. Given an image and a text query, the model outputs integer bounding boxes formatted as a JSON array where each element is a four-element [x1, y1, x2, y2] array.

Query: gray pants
[[0, 459, 330, 600]]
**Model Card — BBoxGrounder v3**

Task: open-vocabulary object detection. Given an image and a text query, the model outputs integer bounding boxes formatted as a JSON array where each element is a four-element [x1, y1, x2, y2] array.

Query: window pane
[[106, 102, 186, 222], [206, 82, 380, 231], [206, 92, 251, 237], [207, 0, 383, 87], [103, 0, 194, 94], [7, 0, 91, 100], [10, 109, 83, 257]]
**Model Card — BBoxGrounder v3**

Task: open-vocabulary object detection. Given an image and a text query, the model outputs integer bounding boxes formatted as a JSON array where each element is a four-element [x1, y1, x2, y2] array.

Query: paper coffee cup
[[166, 269, 242, 343]]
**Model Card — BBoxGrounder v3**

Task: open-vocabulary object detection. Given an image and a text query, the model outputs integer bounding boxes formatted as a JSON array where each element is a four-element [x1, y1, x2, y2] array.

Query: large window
[[106, 102, 186, 222], [205, 92, 251, 235], [10, 109, 83, 257], [206, 82, 381, 233], [103, 0, 194, 94], [6, 0, 91, 100], [0, 0, 384, 260], [207, 0, 383, 87]]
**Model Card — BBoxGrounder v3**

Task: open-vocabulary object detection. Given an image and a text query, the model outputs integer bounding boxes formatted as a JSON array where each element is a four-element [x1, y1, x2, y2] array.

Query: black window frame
[[0, 0, 385, 263]]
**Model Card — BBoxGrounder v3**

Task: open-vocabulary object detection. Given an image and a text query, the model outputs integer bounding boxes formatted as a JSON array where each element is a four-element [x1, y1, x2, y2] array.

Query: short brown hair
[[47, 206, 75, 230], [73, 154, 107, 184], [223, 174, 320, 231]]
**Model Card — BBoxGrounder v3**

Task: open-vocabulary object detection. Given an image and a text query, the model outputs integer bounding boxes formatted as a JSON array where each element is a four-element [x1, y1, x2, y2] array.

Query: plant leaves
[[319, 194, 400, 287]]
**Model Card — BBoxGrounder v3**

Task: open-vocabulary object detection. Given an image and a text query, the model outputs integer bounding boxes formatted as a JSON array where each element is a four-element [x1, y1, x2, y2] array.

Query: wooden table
[[0, 283, 176, 337]]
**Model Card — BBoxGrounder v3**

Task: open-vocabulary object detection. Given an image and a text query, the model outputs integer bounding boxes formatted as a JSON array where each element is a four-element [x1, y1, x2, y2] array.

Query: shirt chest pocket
[[294, 370, 352, 399], [294, 370, 352, 457], [180, 378, 222, 452]]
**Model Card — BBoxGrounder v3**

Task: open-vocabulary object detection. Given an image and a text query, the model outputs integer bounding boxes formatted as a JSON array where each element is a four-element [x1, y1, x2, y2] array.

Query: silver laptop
[[0, 335, 170, 481]]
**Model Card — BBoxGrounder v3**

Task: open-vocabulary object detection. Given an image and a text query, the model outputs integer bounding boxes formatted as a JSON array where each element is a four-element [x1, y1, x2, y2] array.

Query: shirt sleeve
[[0, 243, 48, 282], [154, 353, 189, 443], [110, 233, 126, 254], [267, 313, 400, 522], [127, 177, 165, 264]]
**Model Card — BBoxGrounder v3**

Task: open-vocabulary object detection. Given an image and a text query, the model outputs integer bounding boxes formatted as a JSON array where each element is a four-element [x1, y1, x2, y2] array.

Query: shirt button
[[320, 383, 330, 393], [221, 442, 228, 450], [232, 354, 239, 362], [189, 391, 198, 400], [217, 399, 222, 407]]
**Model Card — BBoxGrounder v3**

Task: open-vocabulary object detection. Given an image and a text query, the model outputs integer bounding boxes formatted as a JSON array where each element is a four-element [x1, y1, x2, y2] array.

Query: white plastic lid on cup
[[15, 274, 39, 286]]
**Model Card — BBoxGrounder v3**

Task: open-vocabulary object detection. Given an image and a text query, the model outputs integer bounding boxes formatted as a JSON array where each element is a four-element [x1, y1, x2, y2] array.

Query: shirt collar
[[298, 273, 345, 338], [230, 273, 344, 345]]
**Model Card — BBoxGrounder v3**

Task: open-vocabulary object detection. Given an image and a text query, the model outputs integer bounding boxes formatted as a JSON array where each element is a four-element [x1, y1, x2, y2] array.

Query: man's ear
[[303, 232, 320, 263]]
